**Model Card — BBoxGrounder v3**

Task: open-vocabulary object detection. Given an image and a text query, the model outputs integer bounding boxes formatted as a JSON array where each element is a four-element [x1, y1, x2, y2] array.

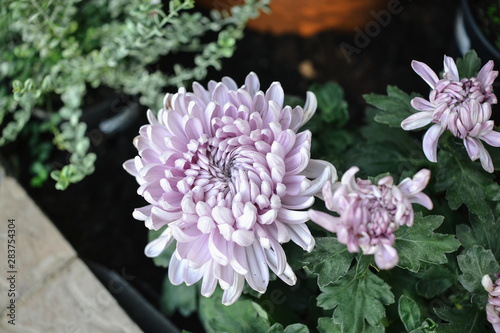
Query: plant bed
[[2, 0, 466, 331]]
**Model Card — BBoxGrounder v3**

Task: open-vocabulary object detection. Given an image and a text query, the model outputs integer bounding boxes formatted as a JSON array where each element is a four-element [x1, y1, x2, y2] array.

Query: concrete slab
[[0, 173, 76, 303], [0, 168, 142, 332]]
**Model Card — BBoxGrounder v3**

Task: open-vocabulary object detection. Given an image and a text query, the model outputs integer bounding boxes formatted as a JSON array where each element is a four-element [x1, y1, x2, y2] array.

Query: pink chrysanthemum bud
[[401, 55, 500, 172], [309, 167, 432, 270], [123, 72, 336, 305], [483, 274, 500, 333]]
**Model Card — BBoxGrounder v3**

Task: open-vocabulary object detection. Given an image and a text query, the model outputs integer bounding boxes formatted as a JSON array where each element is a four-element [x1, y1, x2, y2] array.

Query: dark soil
[[3, 0, 459, 330]]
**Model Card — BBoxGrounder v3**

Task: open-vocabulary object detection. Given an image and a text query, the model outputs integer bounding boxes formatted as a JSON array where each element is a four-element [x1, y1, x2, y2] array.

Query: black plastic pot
[[87, 261, 181, 333], [456, 0, 500, 63]]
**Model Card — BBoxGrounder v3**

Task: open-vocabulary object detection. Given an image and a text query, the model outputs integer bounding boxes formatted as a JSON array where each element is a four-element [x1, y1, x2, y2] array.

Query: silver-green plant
[[1, 0, 269, 189]]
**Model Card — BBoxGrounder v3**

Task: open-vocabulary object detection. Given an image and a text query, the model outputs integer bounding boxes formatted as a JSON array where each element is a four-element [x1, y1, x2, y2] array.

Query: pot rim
[[460, 0, 500, 61]]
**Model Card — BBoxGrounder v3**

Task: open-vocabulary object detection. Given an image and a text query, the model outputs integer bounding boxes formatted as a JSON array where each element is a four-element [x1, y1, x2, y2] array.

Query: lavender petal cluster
[[309, 167, 432, 270], [123, 72, 336, 305], [483, 274, 500, 333], [401, 55, 500, 172]]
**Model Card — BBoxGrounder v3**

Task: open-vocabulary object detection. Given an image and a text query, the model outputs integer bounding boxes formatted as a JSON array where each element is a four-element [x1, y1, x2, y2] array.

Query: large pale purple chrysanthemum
[[401, 55, 500, 172], [309, 167, 432, 270], [483, 274, 500, 333], [123, 72, 336, 305]]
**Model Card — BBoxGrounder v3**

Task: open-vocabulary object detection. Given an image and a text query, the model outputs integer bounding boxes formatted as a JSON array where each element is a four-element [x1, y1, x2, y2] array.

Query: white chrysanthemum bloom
[[124, 72, 336, 305]]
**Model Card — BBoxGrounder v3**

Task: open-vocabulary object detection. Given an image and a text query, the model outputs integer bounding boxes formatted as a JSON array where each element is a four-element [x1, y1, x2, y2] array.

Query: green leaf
[[344, 142, 409, 177], [409, 318, 437, 333], [160, 274, 197, 317], [398, 295, 421, 332], [457, 245, 498, 295], [317, 317, 342, 333], [363, 85, 417, 128], [199, 289, 270, 333], [395, 213, 461, 272], [317, 268, 394, 333], [416, 265, 455, 298], [360, 109, 423, 154], [301, 237, 354, 288], [267, 323, 310, 333], [456, 213, 500, 258], [309, 82, 349, 127], [455, 50, 481, 79], [435, 136, 495, 222], [434, 304, 486, 333]]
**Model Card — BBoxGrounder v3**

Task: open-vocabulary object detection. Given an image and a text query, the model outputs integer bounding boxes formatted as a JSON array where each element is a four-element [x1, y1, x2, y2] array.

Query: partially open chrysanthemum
[[309, 167, 432, 270], [401, 55, 500, 172], [482, 274, 500, 333], [123, 72, 336, 305]]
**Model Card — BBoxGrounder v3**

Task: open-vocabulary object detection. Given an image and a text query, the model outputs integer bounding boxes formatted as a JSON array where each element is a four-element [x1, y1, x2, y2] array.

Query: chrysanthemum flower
[[401, 55, 500, 172], [309, 167, 432, 270], [482, 274, 500, 333], [123, 72, 336, 305]]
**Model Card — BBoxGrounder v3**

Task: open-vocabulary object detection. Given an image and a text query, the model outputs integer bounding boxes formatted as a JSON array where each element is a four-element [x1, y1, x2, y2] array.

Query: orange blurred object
[[198, 0, 389, 36]]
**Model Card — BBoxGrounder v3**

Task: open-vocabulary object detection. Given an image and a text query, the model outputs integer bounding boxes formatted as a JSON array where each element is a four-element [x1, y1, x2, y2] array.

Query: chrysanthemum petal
[[245, 243, 269, 293], [412, 60, 439, 88], [401, 111, 433, 130], [423, 124, 444, 162]]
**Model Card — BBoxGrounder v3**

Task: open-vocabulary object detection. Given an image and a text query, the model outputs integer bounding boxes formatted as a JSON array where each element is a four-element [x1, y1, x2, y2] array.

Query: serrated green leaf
[[398, 295, 421, 332], [355, 254, 374, 279], [301, 237, 354, 288], [267, 323, 309, 333], [455, 50, 481, 79], [363, 85, 417, 128], [344, 142, 409, 177], [199, 289, 270, 333], [457, 245, 498, 295], [361, 109, 422, 154], [416, 265, 455, 298], [317, 317, 343, 333], [456, 213, 500, 258], [395, 213, 460, 272], [434, 304, 486, 333], [435, 137, 495, 222], [317, 268, 394, 333], [160, 274, 197, 317]]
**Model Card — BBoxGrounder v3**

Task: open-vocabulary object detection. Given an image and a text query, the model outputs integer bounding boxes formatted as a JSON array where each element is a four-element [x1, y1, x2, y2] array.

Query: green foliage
[[301, 237, 354, 288], [301, 81, 353, 169], [457, 213, 500, 258], [457, 245, 499, 296], [161, 275, 197, 317], [309, 82, 349, 127], [363, 85, 419, 128], [1, 0, 268, 189], [435, 135, 498, 222], [394, 213, 460, 273], [267, 323, 310, 333], [199, 289, 271, 333], [317, 268, 395, 333], [415, 265, 456, 299], [434, 304, 487, 333], [398, 295, 421, 332], [455, 50, 481, 79]]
